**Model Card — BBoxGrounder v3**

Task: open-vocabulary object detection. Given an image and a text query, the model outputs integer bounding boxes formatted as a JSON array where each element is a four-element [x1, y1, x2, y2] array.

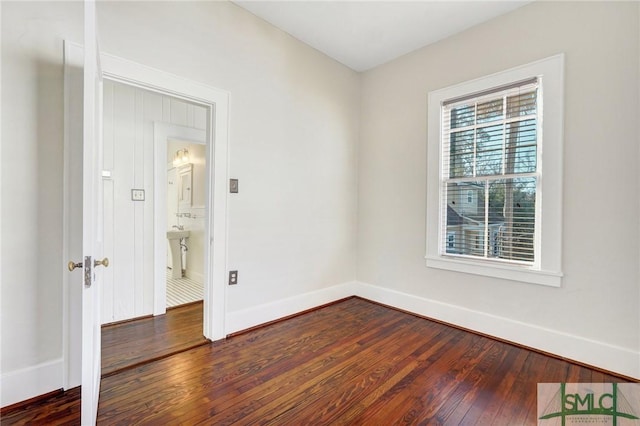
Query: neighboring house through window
[[447, 232, 456, 251], [426, 55, 565, 287]]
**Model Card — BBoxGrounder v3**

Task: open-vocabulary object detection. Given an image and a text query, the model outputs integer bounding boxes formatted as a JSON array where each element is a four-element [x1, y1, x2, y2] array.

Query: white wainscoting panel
[[101, 79, 209, 324]]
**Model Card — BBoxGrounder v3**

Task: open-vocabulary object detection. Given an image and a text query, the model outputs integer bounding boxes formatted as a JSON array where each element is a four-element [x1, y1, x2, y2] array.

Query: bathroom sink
[[166, 230, 190, 240], [167, 230, 190, 279]]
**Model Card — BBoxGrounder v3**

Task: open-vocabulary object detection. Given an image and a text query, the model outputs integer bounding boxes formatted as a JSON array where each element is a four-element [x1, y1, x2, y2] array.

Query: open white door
[[82, 1, 104, 423], [67, 1, 106, 424]]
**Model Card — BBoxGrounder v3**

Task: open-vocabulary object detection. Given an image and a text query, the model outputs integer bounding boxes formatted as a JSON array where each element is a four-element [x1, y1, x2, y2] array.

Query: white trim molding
[[6, 279, 638, 407], [425, 255, 563, 287], [426, 54, 565, 287], [225, 282, 358, 335], [352, 281, 640, 380], [1, 359, 63, 408], [100, 49, 230, 342], [62, 41, 230, 400]]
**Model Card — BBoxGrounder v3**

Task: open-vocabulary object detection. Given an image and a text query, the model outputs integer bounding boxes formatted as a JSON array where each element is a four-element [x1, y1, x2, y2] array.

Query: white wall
[[101, 79, 207, 324], [93, 1, 360, 312], [357, 1, 640, 378], [1, 1, 359, 406], [0, 1, 84, 405]]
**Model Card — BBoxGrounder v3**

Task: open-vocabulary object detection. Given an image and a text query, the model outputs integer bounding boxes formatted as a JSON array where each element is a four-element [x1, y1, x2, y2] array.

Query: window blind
[[440, 78, 539, 263]]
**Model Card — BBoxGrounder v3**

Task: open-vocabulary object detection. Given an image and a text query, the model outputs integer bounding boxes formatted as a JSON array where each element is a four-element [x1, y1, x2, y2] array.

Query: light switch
[[131, 189, 145, 201], [230, 179, 239, 194]]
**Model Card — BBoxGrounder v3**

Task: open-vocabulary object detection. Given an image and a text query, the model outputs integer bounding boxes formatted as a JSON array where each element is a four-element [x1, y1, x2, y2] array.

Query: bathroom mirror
[[178, 163, 192, 208]]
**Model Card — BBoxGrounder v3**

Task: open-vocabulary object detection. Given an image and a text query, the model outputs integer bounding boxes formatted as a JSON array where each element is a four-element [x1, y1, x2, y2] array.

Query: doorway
[[64, 49, 229, 391], [100, 79, 210, 325], [165, 139, 207, 308], [98, 80, 212, 374]]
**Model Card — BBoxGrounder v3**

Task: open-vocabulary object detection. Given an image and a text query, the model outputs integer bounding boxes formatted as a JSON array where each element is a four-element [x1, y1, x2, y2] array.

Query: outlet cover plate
[[131, 189, 145, 201], [229, 270, 238, 285]]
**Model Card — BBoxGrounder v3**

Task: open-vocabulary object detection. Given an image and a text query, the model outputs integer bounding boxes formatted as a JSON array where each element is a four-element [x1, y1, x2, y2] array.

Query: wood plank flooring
[[1, 297, 628, 425], [102, 301, 207, 376]]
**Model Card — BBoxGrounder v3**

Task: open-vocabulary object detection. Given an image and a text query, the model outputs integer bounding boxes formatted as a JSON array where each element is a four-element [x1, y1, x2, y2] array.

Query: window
[[444, 78, 538, 263], [426, 55, 564, 287]]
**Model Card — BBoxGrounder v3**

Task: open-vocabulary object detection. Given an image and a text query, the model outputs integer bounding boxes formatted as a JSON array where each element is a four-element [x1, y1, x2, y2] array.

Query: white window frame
[[426, 54, 564, 287]]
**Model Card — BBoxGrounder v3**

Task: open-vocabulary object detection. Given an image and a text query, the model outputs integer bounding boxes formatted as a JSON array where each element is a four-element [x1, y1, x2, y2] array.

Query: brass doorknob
[[94, 257, 109, 268], [68, 261, 82, 272]]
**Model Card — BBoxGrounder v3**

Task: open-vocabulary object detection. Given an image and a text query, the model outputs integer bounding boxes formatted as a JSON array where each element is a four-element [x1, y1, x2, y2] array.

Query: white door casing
[[63, 33, 230, 398], [102, 59, 230, 341]]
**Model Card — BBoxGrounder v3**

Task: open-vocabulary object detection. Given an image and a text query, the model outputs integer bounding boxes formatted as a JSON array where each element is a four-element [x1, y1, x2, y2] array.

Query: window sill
[[426, 255, 562, 287]]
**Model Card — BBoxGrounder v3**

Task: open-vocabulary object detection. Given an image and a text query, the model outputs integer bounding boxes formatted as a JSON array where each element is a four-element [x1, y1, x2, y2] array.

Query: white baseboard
[[1, 358, 63, 408], [225, 281, 358, 335], [185, 269, 204, 283], [5, 279, 637, 408], [352, 281, 640, 380]]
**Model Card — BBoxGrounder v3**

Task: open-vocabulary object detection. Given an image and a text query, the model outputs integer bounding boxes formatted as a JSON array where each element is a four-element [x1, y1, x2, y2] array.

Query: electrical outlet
[[229, 270, 238, 285]]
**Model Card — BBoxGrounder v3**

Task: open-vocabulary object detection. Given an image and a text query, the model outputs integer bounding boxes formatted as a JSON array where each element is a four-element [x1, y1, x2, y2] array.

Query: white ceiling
[[233, 1, 532, 72]]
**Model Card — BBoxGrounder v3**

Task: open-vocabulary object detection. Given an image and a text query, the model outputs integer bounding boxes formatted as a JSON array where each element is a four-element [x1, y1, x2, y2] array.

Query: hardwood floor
[[102, 301, 207, 376], [1, 297, 628, 425]]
